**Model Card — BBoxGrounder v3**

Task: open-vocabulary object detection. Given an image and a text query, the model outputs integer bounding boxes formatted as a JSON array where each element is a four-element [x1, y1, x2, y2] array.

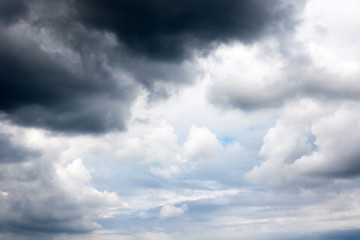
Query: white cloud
[[204, 0, 360, 112], [184, 125, 223, 161], [0, 122, 125, 233], [122, 188, 239, 212], [150, 165, 180, 178], [55, 158, 122, 218], [159, 204, 188, 219], [56, 158, 92, 185], [116, 98, 183, 163], [246, 100, 360, 188], [205, 42, 290, 110]]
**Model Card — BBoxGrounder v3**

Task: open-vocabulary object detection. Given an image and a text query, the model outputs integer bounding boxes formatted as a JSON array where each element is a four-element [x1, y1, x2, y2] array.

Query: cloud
[[184, 125, 223, 161], [2, 1, 360, 239], [0, 156, 122, 235], [116, 114, 225, 165], [206, 42, 360, 111], [159, 204, 188, 219], [0, 0, 28, 25], [206, 0, 360, 111], [116, 121, 182, 163], [74, 0, 304, 61], [0, 124, 124, 236], [0, 5, 139, 133], [245, 99, 360, 188], [0, 0, 305, 134], [0, 0, 307, 134], [0, 133, 40, 163]]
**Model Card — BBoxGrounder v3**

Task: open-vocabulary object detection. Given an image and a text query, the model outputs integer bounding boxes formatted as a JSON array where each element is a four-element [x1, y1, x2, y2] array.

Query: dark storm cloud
[[0, 12, 137, 133], [0, 0, 305, 133], [0, 37, 134, 133], [0, 134, 40, 163], [0, 0, 28, 25], [75, 0, 304, 61]]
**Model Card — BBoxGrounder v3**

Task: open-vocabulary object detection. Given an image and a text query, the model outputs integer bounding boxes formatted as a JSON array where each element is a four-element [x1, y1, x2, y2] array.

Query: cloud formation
[[184, 125, 223, 161], [0, 3, 138, 133], [2, 0, 360, 239], [159, 204, 188, 219], [206, 0, 360, 111], [246, 100, 360, 188], [0, 0, 28, 25], [0, 124, 123, 236], [0, 0, 305, 134], [75, 0, 302, 61], [0, 133, 40, 163]]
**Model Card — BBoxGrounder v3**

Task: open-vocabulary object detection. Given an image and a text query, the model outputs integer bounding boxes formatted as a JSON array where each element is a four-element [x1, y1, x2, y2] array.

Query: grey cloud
[[0, 162, 94, 235], [204, 0, 358, 111], [0, 6, 138, 133], [74, 0, 304, 61], [208, 52, 360, 111], [0, 0, 305, 133], [0, 132, 121, 237], [1, 165, 84, 234], [0, 0, 28, 25], [277, 229, 360, 240], [0, 134, 40, 163]]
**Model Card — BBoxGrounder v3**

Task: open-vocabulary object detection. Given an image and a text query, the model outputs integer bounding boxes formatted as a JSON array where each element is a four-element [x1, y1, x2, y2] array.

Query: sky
[[1, 0, 360, 239]]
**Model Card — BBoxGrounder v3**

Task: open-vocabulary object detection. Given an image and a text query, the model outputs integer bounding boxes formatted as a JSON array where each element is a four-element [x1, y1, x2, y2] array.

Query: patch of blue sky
[[219, 136, 235, 146], [247, 124, 260, 132]]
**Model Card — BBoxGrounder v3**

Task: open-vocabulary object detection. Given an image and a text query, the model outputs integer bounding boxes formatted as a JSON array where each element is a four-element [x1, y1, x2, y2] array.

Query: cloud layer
[[75, 0, 302, 60], [0, 0, 304, 133], [2, 0, 360, 239], [0, 124, 123, 236]]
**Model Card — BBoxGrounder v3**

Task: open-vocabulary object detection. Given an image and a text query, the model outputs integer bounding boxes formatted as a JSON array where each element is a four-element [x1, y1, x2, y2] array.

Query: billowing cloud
[[206, 0, 360, 111], [2, 0, 360, 239], [0, 124, 124, 236], [74, 0, 303, 61], [0, 0, 305, 134], [245, 99, 360, 188], [116, 121, 181, 163], [0, 2, 138, 133], [184, 125, 223, 161], [0, 133, 40, 163]]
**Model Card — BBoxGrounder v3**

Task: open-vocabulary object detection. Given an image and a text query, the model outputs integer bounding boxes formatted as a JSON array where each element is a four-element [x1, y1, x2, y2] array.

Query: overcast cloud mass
[[1, 0, 360, 239]]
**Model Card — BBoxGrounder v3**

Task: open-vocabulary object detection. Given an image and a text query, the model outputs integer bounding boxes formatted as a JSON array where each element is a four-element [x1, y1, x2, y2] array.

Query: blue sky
[[1, 0, 360, 239]]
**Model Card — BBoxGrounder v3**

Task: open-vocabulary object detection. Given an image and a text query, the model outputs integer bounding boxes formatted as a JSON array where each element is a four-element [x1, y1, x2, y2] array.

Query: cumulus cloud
[[0, 124, 124, 236], [0, 157, 122, 234], [116, 111, 225, 166], [3, 0, 360, 239], [206, 42, 360, 111], [184, 125, 223, 161], [159, 204, 188, 219], [116, 121, 182, 163], [245, 100, 360, 188], [206, 0, 360, 111]]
